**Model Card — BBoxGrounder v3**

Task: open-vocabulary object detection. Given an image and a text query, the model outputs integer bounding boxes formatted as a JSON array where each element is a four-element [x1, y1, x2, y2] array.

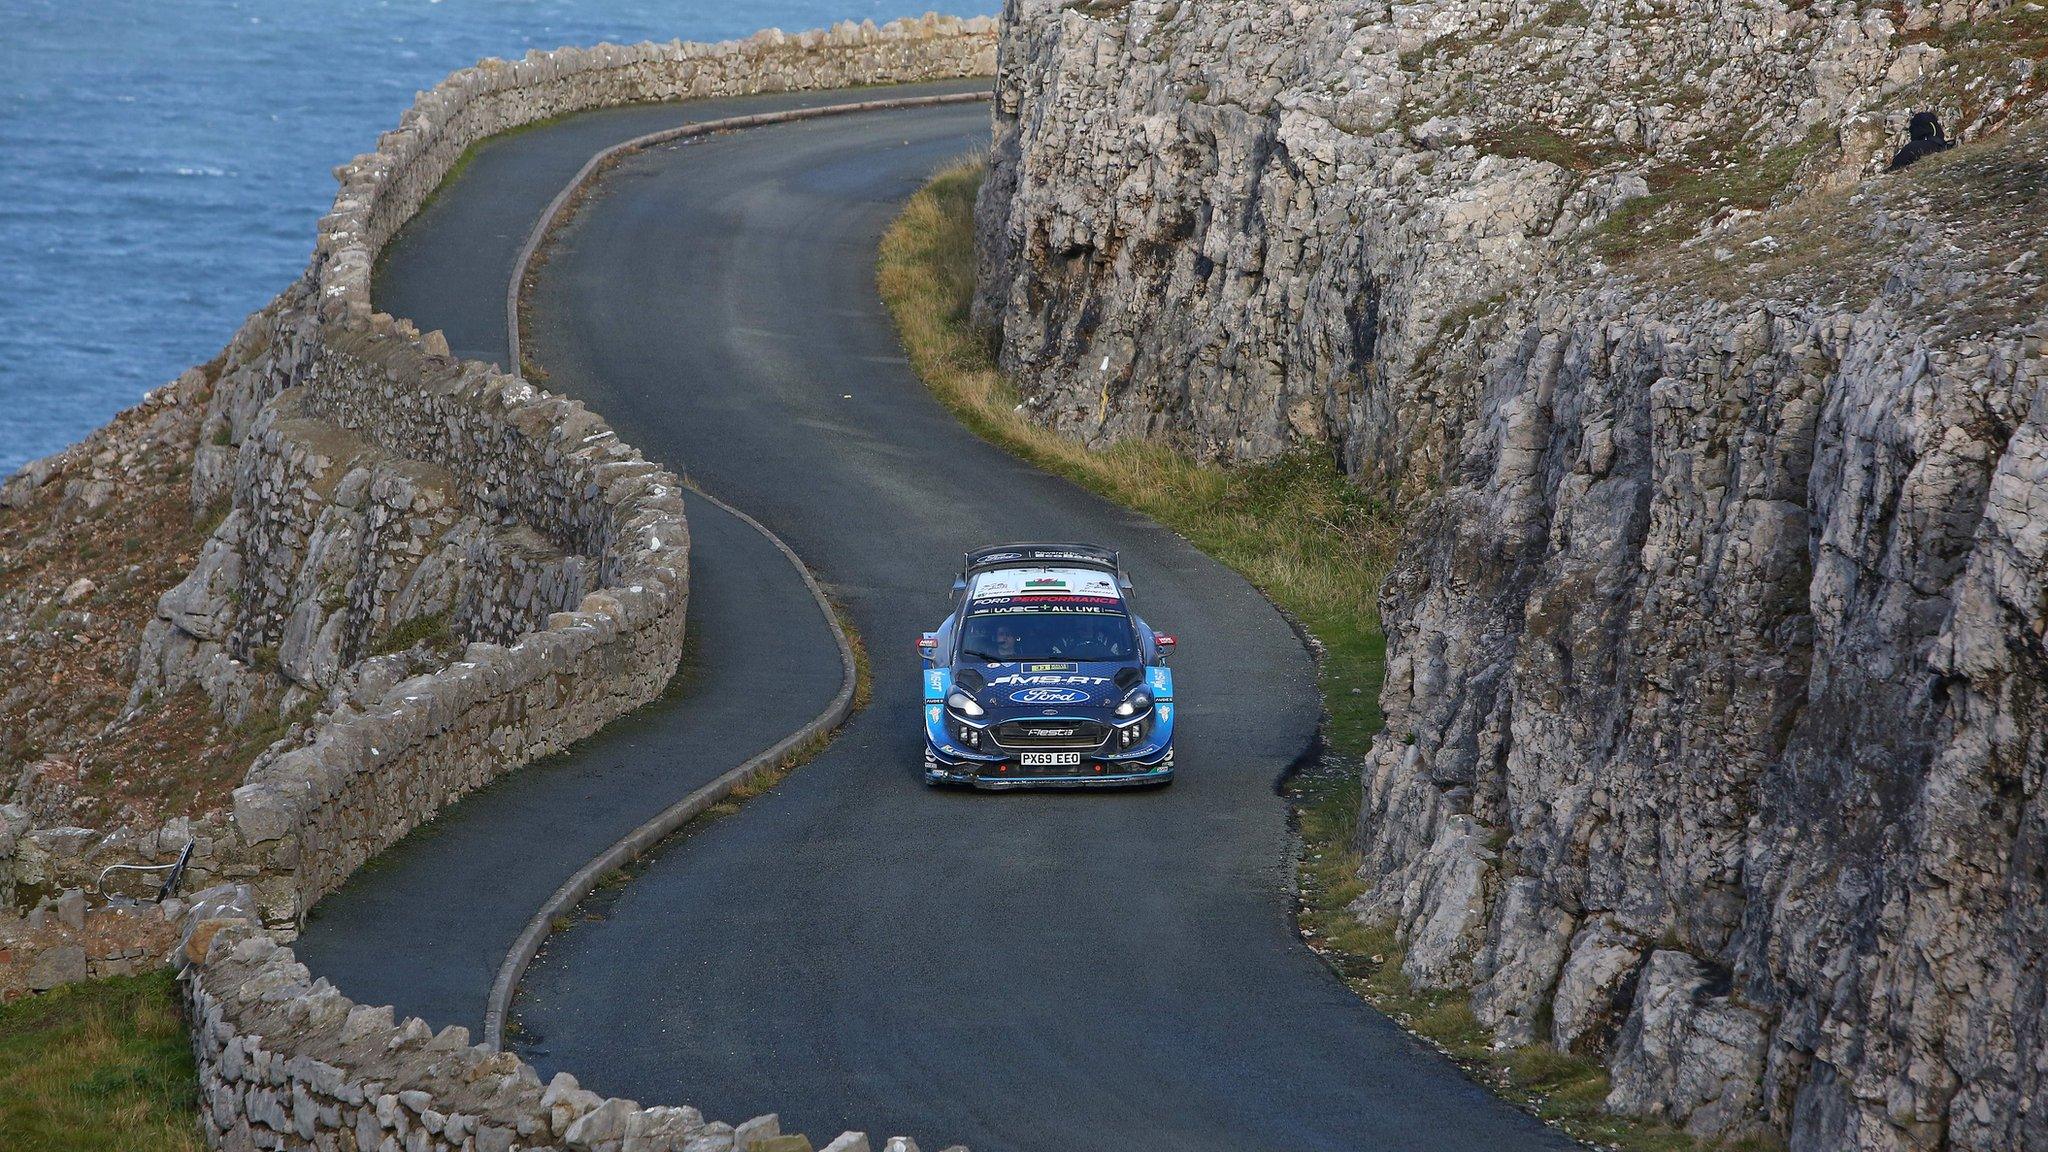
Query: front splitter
[[926, 765, 1173, 790]]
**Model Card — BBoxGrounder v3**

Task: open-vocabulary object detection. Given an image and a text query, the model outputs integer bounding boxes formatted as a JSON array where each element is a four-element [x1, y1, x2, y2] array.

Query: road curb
[[483, 481, 859, 1050], [478, 90, 985, 1049], [506, 89, 991, 370]]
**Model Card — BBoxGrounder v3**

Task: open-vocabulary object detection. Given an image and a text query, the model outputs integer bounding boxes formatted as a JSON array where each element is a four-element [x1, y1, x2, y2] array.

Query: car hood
[[950, 660, 1141, 718]]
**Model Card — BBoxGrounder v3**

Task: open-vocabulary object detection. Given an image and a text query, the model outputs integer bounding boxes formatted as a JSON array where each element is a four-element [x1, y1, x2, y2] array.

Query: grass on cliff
[[0, 971, 203, 1152], [1586, 124, 1835, 261], [881, 159, 1766, 1152]]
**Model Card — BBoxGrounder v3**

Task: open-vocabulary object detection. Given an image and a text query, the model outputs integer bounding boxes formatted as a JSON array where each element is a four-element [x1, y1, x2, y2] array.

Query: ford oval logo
[[1009, 687, 1089, 705]]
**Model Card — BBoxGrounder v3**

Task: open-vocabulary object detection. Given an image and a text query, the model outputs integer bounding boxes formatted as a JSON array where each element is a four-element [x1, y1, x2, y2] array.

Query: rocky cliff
[[976, 0, 2040, 484], [977, 1, 2045, 1148]]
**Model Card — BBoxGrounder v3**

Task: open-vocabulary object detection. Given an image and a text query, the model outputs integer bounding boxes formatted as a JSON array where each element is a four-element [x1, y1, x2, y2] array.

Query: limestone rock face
[[159, 518, 243, 643], [979, 2, 2048, 1149], [977, 0, 2043, 491], [1607, 951, 1771, 1139], [1356, 253, 2046, 1148]]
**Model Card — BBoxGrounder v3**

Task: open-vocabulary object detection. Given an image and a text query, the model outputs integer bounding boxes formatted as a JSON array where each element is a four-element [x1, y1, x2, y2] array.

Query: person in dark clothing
[[1888, 112, 1954, 170]]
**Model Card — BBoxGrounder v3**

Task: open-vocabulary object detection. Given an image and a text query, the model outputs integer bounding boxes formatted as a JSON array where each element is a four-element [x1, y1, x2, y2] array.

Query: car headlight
[[1114, 689, 1152, 718], [946, 690, 985, 718]]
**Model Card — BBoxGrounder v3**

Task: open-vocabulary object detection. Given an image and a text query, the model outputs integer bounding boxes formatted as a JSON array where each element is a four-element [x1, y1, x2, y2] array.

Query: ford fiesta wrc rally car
[[919, 544, 1176, 789]]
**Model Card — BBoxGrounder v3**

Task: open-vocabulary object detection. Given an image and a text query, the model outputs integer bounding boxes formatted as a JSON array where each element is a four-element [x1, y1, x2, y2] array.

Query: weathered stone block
[[25, 943, 87, 990]]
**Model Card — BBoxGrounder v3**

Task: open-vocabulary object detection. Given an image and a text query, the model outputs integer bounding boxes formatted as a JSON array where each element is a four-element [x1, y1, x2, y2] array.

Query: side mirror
[[918, 633, 940, 662], [1154, 634, 1176, 663]]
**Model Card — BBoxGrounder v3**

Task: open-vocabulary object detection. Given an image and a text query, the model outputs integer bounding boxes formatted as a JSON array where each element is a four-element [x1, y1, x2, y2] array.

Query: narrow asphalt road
[[471, 100, 1576, 1152], [374, 79, 990, 369]]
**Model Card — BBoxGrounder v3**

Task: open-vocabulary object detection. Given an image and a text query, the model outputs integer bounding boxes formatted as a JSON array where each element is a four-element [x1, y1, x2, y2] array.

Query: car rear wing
[[961, 542, 1131, 590]]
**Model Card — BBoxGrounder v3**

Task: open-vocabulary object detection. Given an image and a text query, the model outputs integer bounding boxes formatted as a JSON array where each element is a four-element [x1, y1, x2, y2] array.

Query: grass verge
[[880, 158, 1764, 1152], [0, 971, 203, 1152]]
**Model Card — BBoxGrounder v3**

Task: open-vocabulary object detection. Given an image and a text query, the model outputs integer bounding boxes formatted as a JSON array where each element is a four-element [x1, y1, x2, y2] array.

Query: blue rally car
[[920, 543, 1176, 788]]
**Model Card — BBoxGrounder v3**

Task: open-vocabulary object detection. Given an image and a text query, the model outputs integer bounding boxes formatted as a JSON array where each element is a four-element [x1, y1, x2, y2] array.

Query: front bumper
[[923, 744, 1174, 789], [922, 664, 1176, 790]]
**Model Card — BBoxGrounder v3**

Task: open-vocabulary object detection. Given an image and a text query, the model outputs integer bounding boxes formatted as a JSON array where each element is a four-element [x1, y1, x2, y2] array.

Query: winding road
[[298, 81, 1572, 1152]]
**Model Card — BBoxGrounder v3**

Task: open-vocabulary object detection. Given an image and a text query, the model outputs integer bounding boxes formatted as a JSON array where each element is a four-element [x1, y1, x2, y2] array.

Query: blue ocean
[[0, 0, 992, 474]]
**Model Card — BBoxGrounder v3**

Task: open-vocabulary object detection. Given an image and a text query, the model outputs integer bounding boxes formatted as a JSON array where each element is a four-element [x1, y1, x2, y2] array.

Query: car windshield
[[959, 608, 1135, 663]]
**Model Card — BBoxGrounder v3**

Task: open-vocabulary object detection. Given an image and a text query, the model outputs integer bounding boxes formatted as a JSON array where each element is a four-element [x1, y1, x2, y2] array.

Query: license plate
[[1020, 752, 1083, 768]]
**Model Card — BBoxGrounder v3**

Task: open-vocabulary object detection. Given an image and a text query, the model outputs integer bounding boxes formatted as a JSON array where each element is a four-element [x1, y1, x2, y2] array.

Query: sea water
[[0, 0, 993, 473]]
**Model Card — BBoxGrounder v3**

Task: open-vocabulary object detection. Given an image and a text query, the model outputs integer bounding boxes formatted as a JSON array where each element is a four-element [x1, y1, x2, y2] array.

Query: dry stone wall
[[0, 885, 182, 999], [182, 905, 955, 1152], [977, 1, 2046, 1149]]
